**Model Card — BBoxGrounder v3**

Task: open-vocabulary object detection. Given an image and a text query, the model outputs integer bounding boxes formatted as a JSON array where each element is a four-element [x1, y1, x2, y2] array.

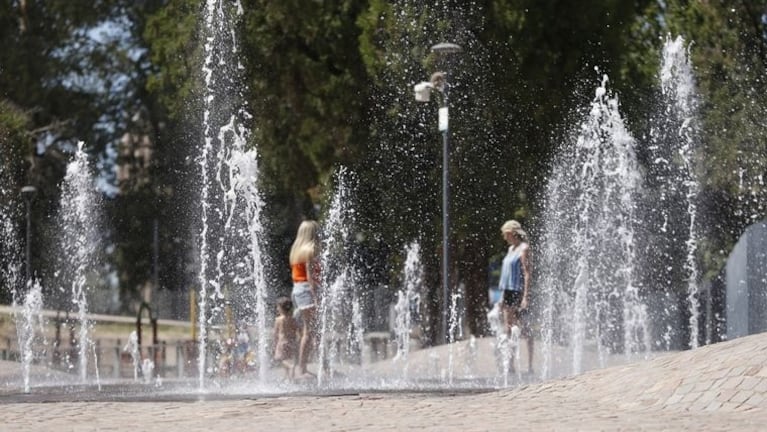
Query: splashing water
[[539, 75, 649, 378], [123, 330, 140, 381], [657, 35, 702, 349], [348, 293, 365, 370], [446, 292, 462, 385], [0, 166, 22, 301], [14, 281, 46, 393], [0, 152, 31, 388], [317, 168, 359, 387], [392, 241, 422, 380], [58, 141, 103, 383], [198, 0, 268, 388], [228, 149, 269, 380]]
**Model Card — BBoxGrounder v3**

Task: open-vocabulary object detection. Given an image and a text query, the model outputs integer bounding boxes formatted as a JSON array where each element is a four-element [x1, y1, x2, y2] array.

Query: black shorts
[[502, 290, 522, 307]]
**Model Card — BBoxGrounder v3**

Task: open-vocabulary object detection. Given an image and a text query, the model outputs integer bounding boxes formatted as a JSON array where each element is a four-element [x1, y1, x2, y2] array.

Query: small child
[[273, 296, 299, 378]]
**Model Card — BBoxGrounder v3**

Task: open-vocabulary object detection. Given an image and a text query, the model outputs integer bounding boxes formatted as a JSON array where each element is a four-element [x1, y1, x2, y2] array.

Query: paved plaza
[[3, 332, 767, 431]]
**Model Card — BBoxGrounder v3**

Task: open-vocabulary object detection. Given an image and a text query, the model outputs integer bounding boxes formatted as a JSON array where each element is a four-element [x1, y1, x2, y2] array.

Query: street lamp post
[[414, 42, 462, 344], [20, 185, 37, 285]]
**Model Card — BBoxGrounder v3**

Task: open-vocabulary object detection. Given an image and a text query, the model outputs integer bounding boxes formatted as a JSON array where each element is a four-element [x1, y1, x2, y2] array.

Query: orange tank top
[[291, 262, 308, 282], [291, 261, 321, 283]]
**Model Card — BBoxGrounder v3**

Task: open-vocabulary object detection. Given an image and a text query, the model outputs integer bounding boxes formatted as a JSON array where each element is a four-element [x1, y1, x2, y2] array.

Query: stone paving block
[[694, 380, 714, 392], [704, 400, 723, 411], [717, 389, 737, 402], [695, 390, 717, 405], [711, 368, 730, 380], [731, 366, 746, 376], [665, 393, 683, 405], [721, 376, 744, 390], [740, 376, 760, 391], [744, 393, 764, 407], [731, 390, 754, 404], [676, 382, 695, 395], [712, 377, 727, 390], [650, 388, 674, 403], [682, 391, 701, 403]]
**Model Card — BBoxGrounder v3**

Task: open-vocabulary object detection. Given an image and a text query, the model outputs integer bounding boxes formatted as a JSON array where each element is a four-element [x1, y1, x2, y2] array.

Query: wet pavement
[[2, 332, 767, 431]]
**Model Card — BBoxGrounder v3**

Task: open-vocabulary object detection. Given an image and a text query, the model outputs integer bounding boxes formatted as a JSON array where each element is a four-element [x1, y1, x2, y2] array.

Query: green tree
[[628, 1, 767, 283]]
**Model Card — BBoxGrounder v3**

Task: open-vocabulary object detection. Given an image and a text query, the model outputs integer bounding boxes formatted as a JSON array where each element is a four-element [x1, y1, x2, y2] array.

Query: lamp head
[[20, 185, 37, 201], [430, 42, 462, 55], [414, 81, 433, 102]]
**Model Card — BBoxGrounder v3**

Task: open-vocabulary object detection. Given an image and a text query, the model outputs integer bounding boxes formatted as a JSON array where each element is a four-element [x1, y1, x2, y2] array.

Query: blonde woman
[[498, 219, 534, 373], [289, 220, 320, 377]]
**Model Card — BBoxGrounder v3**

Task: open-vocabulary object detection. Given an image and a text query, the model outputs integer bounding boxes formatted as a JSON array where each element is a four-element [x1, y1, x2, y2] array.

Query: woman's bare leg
[[527, 337, 534, 373], [297, 308, 315, 375], [501, 305, 520, 373], [502, 305, 519, 336]]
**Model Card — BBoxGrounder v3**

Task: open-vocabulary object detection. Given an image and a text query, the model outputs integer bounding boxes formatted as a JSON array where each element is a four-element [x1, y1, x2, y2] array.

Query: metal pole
[[438, 76, 451, 346], [427, 42, 461, 345], [441, 116, 450, 345]]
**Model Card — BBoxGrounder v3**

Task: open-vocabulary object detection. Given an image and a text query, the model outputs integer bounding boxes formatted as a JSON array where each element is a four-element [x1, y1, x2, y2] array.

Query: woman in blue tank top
[[498, 219, 533, 373]]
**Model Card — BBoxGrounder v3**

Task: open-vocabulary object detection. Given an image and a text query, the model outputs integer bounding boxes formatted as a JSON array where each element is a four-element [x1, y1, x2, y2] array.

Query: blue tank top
[[499, 243, 528, 292]]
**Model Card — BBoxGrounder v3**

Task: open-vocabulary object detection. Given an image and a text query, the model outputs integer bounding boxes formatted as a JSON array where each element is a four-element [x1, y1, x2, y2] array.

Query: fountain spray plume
[[58, 141, 104, 383], [0, 164, 23, 302], [1, 160, 29, 386], [393, 241, 423, 381], [539, 74, 649, 378], [15, 280, 46, 393], [657, 35, 702, 349], [198, 0, 268, 387], [317, 167, 362, 387]]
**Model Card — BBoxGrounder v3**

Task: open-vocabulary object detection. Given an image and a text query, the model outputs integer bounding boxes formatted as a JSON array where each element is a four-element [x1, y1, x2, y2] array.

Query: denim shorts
[[291, 282, 315, 310]]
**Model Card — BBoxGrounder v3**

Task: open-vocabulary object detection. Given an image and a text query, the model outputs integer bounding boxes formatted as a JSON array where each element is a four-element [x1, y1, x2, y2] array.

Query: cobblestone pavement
[[4, 332, 767, 431]]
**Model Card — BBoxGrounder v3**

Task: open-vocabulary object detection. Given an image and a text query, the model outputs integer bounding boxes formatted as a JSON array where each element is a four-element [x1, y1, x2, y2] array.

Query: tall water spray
[[58, 141, 103, 382], [446, 292, 462, 384], [655, 36, 702, 349], [15, 281, 45, 393], [1, 161, 26, 382], [198, 0, 268, 387], [539, 75, 649, 378], [317, 168, 361, 386], [0, 165, 22, 299], [392, 241, 423, 380]]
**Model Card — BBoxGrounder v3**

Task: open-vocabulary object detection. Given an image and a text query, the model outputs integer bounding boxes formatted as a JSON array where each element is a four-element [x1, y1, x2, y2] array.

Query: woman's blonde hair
[[500, 220, 521, 233], [290, 220, 320, 264], [501, 219, 528, 240]]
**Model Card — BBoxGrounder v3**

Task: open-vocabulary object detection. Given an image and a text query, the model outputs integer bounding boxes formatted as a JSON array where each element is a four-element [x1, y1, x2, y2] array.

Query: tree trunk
[[458, 236, 490, 337]]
